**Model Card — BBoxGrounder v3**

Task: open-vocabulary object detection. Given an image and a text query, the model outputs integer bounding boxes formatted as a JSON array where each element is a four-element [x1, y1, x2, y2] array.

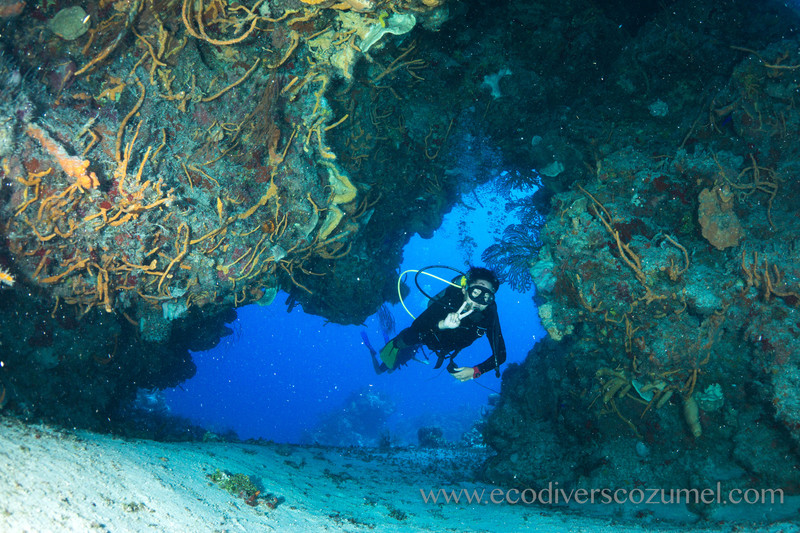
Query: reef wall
[[0, 0, 463, 426], [476, 0, 800, 514]]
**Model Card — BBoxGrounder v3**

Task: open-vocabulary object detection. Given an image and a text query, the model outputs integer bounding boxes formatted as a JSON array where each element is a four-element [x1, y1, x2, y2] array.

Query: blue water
[[165, 180, 545, 444]]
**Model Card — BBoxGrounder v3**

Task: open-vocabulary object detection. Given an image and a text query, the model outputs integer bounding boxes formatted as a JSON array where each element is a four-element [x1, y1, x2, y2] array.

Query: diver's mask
[[466, 284, 495, 306]]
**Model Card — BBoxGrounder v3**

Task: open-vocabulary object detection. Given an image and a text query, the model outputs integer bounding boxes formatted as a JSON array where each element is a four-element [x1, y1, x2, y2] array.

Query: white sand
[[0, 417, 797, 532]]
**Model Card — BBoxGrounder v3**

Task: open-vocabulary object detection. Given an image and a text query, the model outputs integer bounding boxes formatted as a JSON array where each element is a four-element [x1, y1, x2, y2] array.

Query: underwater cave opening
[[161, 177, 545, 446]]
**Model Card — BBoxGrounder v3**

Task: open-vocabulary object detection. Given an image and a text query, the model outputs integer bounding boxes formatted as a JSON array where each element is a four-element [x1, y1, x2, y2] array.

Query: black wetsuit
[[395, 284, 507, 376]]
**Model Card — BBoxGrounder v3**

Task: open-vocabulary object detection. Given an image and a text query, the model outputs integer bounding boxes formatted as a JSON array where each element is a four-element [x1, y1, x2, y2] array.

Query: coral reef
[[474, 0, 800, 514], [2, 0, 800, 515], [0, 0, 461, 426], [305, 387, 396, 447], [417, 426, 446, 448]]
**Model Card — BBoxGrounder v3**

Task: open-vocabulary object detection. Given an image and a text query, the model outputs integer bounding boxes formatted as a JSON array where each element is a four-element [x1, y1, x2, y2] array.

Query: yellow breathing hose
[[397, 269, 461, 319]]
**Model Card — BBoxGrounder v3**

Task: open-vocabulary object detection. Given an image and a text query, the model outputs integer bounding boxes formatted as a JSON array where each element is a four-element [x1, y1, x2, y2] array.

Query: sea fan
[[505, 189, 550, 226], [481, 223, 543, 292], [378, 304, 396, 336], [497, 169, 541, 192]]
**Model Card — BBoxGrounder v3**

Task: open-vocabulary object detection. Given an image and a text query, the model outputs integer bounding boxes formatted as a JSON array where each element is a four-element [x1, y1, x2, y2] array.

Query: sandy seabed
[[1, 417, 798, 532]]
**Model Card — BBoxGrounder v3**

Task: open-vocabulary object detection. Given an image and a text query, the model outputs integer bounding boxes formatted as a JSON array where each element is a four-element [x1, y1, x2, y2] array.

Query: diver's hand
[[438, 303, 473, 329], [452, 367, 475, 382], [438, 312, 461, 329], [456, 302, 474, 319]]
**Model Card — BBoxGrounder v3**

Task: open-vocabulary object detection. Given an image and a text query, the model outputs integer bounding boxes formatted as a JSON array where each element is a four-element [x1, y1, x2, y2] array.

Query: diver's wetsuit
[[392, 284, 507, 375]]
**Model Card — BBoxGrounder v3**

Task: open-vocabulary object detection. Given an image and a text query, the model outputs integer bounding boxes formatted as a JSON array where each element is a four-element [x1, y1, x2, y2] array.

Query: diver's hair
[[467, 266, 501, 291]]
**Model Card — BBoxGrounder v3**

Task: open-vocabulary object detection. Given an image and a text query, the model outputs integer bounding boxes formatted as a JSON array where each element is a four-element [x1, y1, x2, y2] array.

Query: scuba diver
[[366, 266, 506, 382]]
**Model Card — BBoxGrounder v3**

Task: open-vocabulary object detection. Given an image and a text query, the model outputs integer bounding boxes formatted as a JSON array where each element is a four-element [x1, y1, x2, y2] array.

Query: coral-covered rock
[[417, 426, 446, 448], [496, 29, 800, 498]]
